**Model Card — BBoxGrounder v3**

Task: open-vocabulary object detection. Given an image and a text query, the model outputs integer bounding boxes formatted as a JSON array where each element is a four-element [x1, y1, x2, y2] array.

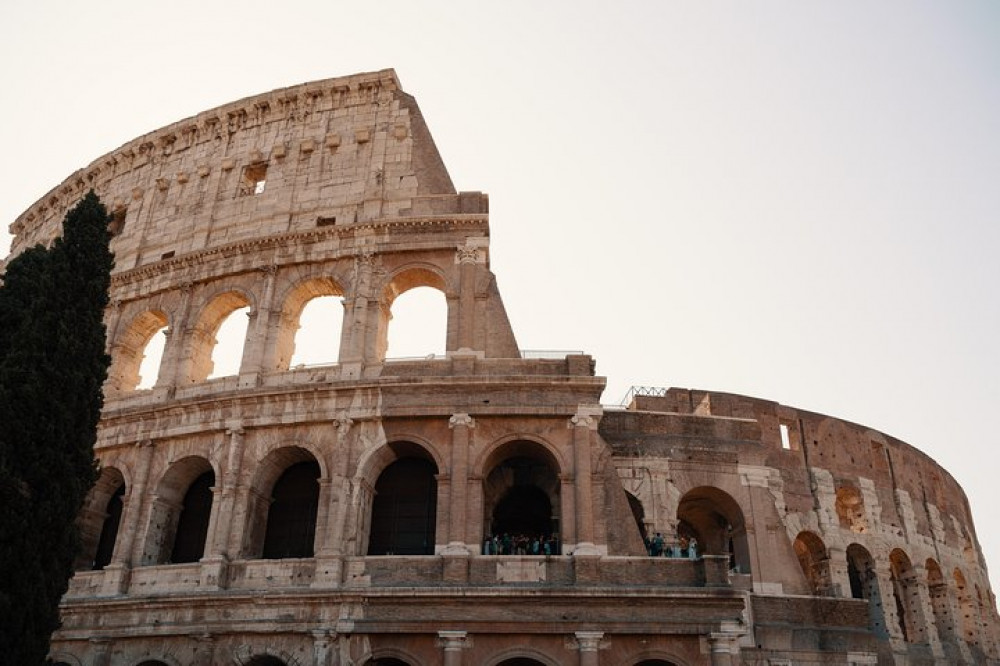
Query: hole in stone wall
[[239, 162, 268, 196], [385, 286, 446, 359], [208, 306, 250, 378], [136, 327, 167, 389], [290, 296, 344, 367]]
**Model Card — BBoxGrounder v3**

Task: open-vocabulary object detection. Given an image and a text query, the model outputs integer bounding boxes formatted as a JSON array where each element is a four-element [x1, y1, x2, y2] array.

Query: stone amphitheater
[[6, 69, 998, 666]]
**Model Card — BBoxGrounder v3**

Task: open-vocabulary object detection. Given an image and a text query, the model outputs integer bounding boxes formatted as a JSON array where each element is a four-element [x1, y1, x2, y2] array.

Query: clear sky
[[2, 1, 999, 595]]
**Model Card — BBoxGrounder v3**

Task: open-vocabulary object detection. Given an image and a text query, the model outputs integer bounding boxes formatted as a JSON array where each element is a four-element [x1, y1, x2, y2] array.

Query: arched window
[[109, 310, 169, 392], [186, 292, 251, 382], [926, 559, 956, 644], [170, 471, 215, 563], [274, 278, 345, 370], [245, 658, 289, 666], [368, 456, 438, 555], [262, 461, 320, 559], [92, 483, 125, 570], [835, 485, 867, 533], [676, 486, 749, 572], [75, 467, 126, 571], [289, 295, 345, 367], [793, 531, 831, 595], [208, 306, 250, 378], [140, 457, 214, 565], [483, 444, 562, 555], [890, 549, 925, 643], [847, 543, 887, 638], [384, 286, 447, 359]]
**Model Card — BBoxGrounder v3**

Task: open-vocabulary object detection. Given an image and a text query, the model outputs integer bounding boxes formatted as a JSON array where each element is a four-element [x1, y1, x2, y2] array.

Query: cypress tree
[[0, 191, 113, 664]]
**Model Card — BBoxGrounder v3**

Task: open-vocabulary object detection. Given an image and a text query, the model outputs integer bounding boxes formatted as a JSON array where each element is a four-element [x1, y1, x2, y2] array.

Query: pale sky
[[2, 1, 999, 594]]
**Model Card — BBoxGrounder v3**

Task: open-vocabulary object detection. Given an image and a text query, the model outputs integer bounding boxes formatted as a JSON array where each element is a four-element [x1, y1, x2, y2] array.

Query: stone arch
[[485, 648, 560, 666], [140, 456, 215, 565], [613, 648, 690, 666], [847, 543, 888, 638], [889, 548, 925, 643], [366, 441, 440, 556], [793, 530, 831, 595], [109, 309, 169, 393], [835, 483, 867, 533], [359, 645, 423, 666], [183, 289, 254, 382], [243, 446, 322, 559], [273, 276, 346, 370], [244, 657, 289, 666], [476, 434, 567, 479], [955, 568, 980, 647], [76, 466, 126, 570], [926, 558, 956, 645], [482, 439, 563, 551], [49, 651, 82, 666], [377, 264, 452, 360], [676, 486, 749, 572]]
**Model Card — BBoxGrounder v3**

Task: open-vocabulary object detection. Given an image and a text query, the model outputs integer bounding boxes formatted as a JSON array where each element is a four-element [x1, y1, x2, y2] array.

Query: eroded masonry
[[7, 69, 999, 666]]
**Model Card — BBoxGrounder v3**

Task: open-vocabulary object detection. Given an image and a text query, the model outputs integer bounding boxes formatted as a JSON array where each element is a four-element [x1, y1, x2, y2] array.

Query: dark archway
[[246, 657, 288, 666], [366, 660, 411, 666], [93, 483, 125, 570], [493, 485, 553, 537], [170, 470, 214, 563], [497, 660, 548, 666], [136, 662, 171, 666], [847, 543, 888, 638], [677, 486, 749, 571], [626, 491, 648, 542], [635, 661, 679, 666], [262, 461, 320, 559], [368, 457, 438, 555]]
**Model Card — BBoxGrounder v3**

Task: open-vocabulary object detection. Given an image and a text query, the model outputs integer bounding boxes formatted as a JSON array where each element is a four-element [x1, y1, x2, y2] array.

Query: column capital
[[437, 630, 472, 649], [449, 413, 475, 429], [570, 630, 606, 651], [569, 405, 603, 430], [455, 237, 488, 265]]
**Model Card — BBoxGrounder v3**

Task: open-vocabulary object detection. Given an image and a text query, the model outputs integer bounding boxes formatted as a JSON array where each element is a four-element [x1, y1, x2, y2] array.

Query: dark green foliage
[[0, 191, 113, 664]]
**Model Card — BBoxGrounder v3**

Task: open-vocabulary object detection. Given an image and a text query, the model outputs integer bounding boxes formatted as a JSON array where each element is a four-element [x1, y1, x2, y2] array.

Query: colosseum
[[5, 69, 998, 666]]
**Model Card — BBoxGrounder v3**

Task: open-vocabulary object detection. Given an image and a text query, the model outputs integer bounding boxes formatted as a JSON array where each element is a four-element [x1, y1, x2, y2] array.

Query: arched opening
[[274, 278, 344, 370], [926, 559, 956, 646], [76, 467, 126, 571], [93, 484, 125, 569], [890, 548, 924, 643], [364, 660, 411, 666], [483, 444, 561, 555], [847, 543, 887, 638], [835, 485, 867, 533], [384, 285, 447, 359], [136, 662, 171, 666], [245, 657, 288, 666], [625, 491, 648, 543], [186, 291, 251, 382], [676, 486, 749, 571], [262, 461, 321, 559], [368, 453, 438, 556], [289, 295, 345, 367], [497, 660, 548, 666], [170, 471, 215, 563], [793, 531, 831, 596], [110, 310, 169, 392], [140, 457, 214, 565], [635, 661, 680, 666], [208, 306, 250, 378]]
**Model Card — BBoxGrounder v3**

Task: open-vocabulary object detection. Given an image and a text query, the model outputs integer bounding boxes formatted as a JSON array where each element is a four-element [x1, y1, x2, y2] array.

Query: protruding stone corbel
[[449, 413, 475, 429]]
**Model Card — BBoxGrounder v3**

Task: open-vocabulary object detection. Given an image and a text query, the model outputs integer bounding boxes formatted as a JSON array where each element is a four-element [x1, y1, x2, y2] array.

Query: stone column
[[314, 419, 354, 586], [572, 631, 605, 666], [312, 630, 335, 666], [446, 414, 474, 551], [827, 545, 852, 598], [88, 637, 111, 666], [239, 264, 278, 384], [455, 240, 485, 350], [438, 630, 470, 666], [192, 633, 215, 666], [102, 440, 154, 594], [211, 427, 247, 557], [570, 406, 602, 555], [155, 281, 195, 389], [708, 621, 745, 666]]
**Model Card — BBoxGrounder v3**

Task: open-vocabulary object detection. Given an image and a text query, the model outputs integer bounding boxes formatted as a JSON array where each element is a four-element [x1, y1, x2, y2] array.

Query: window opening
[[109, 207, 127, 236], [290, 295, 344, 367], [368, 458, 438, 555], [779, 423, 791, 450], [262, 461, 320, 559], [170, 471, 215, 563], [385, 286, 446, 359], [239, 162, 268, 196], [136, 327, 167, 389], [208, 306, 250, 378], [93, 484, 125, 570]]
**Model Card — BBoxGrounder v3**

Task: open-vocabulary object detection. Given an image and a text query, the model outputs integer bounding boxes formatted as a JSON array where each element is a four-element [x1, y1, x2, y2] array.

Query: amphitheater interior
[[6, 69, 999, 666]]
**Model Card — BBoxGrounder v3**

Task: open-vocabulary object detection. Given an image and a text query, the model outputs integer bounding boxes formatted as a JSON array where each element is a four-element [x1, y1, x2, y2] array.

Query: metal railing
[[519, 349, 585, 359], [619, 385, 670, 406]]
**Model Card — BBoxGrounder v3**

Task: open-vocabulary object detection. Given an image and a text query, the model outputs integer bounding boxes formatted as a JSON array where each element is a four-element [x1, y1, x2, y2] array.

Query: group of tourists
[[645, 532, 699, 559], [483, 533, 561, 556]]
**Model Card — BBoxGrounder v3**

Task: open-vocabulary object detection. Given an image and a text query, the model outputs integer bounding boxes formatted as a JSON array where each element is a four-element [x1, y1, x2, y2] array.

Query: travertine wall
[[4, 71, 996, 666]]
